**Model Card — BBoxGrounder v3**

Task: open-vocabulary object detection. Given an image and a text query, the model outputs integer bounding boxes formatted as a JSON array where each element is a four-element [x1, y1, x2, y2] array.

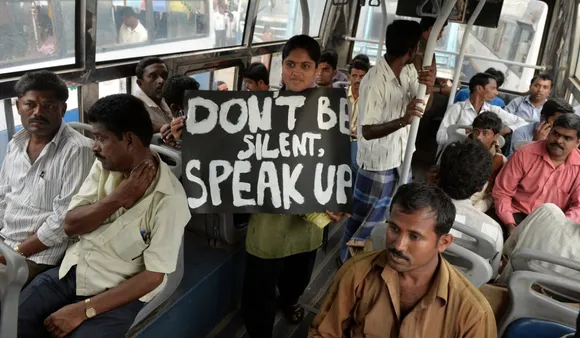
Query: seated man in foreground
[[17, 94, 191, 338], [310, 183, 496, 338], [493, 114, 580, 236]]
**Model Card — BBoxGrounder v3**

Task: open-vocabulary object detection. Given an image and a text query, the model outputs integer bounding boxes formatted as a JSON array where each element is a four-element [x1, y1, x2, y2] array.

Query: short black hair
[[553, 113, 580, 139], [439, 140, 492, 201], [163, 75, 200, 107], [390, 182, 456, 237], [121, 7, 137, 18], [386, 20, 423, 58], [135, 56, 166, 80], [349, 60, 369, 74], [14, 70, 69, 102], [243, 62, 270, 85], [352, 54, 370, 66], [216, 80, 226, 87], [419, 17, 449, 32], [484, 68, 505, 88], [87, 94, 153, 147], [531, 73, 553, 86], [319, 50, 338, 70], [472, 111, 503, 134], [469, 73, 497, 94], [541, 98, 575, 121], [282, 34, 321, 66]]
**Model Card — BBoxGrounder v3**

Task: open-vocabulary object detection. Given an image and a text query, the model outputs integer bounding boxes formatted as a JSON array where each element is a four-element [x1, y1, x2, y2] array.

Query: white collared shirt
[[59, 152, 191, 302], [436, 100, 528, 145], [0, 122, 94, 265], [135, 88, 173, 126], [118, 21, 148, 44], [499, 203, 580, 283], [450, 199, 504, 255], [356, 56, 421, 171]]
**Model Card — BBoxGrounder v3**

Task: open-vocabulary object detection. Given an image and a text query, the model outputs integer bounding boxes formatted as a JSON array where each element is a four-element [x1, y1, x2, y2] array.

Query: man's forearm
[[362, 117, 406, 141], [63, 194, 124, 237], [17, 234, 48, 257]]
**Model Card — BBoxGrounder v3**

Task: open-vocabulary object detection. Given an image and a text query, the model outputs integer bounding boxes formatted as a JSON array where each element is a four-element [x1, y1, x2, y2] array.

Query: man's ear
[[437, 233, 454, 253], [136, 78, 143, 88]]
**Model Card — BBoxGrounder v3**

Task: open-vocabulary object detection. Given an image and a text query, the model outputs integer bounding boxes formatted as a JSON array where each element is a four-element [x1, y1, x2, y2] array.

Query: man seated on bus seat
[[17, 94, 191, 338], [310, 183, 497, 338], [509, 98, 574, 155], [493, 114, 580, 236], [436, 72, 527, 146], [347, 60, 370, 184], [134, 56, 172, 135], [161, 74, 200, 144], [0, 70, 94, 285], [242, 62, 270, 91], [467, 112, 507, 213], [316, 50, 338, 89], [455, 68, 506, 108], [339, 20, 436, 263], [118, 7, 148, 45], [505, 74, 553, 122], [498, 203, 580, 284]]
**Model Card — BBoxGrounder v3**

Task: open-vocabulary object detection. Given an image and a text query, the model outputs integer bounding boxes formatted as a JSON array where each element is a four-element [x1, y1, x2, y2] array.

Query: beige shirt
[[347, 86, 358, 140], [135, 88, 173, 126], [59, 152, 191, 302], [310, 250, 497, 338]]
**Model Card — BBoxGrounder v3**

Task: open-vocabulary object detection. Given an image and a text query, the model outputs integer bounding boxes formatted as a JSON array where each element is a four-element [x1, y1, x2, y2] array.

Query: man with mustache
[[0, 71, 94, 284], [493, 113, 580, 236], [17, 94, 190, 338], [310, 183, 496, 338], [505, 74, 553, 122], [316, 50, 338, 89], [134, 57, 172, 137], [346, 59, 369, 186]]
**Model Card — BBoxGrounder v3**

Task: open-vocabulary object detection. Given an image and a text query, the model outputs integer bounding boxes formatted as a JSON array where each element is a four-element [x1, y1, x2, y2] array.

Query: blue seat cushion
[[504, 318, 575, 338]]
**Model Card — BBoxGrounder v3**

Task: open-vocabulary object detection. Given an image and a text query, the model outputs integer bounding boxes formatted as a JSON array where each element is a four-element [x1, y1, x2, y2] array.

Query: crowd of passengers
[[1, 15, 580, 338]]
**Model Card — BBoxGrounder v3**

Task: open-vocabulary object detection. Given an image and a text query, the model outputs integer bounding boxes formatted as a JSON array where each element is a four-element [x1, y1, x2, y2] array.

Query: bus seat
[[151, 133, 163, 146], [451, 220, 501, 278], [503, 318, 575, 338], [501, 248, 580, 302], [130, 236, 185, 328], [447, 124, 506, 148], [68, 122, 93, 134], [150, 144, 182, 178], [0, 239, 29, 338], [498, 270, 580, 337], [370, 224, 493, 287]]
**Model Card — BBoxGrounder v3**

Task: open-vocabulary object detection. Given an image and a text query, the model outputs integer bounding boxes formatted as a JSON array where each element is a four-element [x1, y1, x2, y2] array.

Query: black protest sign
[[181, 88, 353, 214]]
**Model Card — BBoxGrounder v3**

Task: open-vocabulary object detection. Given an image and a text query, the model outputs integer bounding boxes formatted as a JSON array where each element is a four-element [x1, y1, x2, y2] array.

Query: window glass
[[0, 100, 10, 166], [99, 78, 128, 98], [352, 0, 548, 92], [190, 72, 211, 90], [213, 67, 237, 91], [0, 1, 76, 75], [252, 0, 325, 43], [96, 0, 245, 62], [269, 52, 282, 89]]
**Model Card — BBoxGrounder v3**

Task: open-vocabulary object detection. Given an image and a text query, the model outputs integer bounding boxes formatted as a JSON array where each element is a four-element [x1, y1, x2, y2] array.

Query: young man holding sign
[[339, 20, 436, 263]]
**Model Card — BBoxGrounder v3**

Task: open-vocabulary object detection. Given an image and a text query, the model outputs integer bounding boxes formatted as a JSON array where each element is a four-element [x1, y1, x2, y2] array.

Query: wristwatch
[[84, 298, 97, 319], [14, 245, 25, 257]]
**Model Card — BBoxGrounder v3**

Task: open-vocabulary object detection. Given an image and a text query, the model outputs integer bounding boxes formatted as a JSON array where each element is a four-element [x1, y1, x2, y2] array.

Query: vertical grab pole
[[397, 0, 458, 188], [376, 0, 388, 59], [446, 0, 488, 107]]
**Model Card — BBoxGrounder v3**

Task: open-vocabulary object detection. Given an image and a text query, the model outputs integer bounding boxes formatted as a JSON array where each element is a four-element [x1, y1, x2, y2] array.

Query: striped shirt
[[0, 122, 94, 266], [357, 55, 420, 171]]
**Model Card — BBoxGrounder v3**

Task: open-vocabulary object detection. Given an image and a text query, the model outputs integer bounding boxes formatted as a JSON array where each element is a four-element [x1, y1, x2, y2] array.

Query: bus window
[[269, 52, 282, 89], [0, 100, 10, 166], [99, 78, 128, 98], [252, 0, 326, 44], [0, 1, 76, 75], [213, 67, 237, 91]]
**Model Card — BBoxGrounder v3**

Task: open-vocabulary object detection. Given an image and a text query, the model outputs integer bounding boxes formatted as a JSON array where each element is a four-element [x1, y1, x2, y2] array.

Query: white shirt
[[0, 123, 94, 265], [450, 199, 504, 256], [499, 203, 580, 283], [118, 21, 148, 44], [214, 12, 226, 31], [357, 56, 421, 171], [59, 152, 191, 302], [437, 100, 528, 145]]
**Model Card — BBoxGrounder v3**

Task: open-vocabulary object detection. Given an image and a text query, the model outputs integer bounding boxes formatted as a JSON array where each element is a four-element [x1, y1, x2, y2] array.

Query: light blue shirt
[[454, 87, 505, 108], [509, 121, 539, 156], [505, 95, 544, 122]]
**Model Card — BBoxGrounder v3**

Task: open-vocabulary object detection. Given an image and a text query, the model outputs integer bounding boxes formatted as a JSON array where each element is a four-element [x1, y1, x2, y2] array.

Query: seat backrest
[[447, 124, 505, 148], [0, 239, 29, 338], [451, 220, 501, 278], [508, 248, 580, 302], [150, 144, 182, 178], [442, 243, 493, 288], [130, 235, 185, 328], [498, 270, 580, 337]]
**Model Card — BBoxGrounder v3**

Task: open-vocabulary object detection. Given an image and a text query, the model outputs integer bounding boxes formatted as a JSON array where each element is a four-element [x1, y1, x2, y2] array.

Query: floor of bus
[[207, 218, 345, 338]]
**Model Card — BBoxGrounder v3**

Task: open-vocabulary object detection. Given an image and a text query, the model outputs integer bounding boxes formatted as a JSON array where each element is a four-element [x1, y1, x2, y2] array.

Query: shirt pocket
[[110, 224, 149, 262], [553, 188, 571, 209], [27, 178, 62, 210]]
